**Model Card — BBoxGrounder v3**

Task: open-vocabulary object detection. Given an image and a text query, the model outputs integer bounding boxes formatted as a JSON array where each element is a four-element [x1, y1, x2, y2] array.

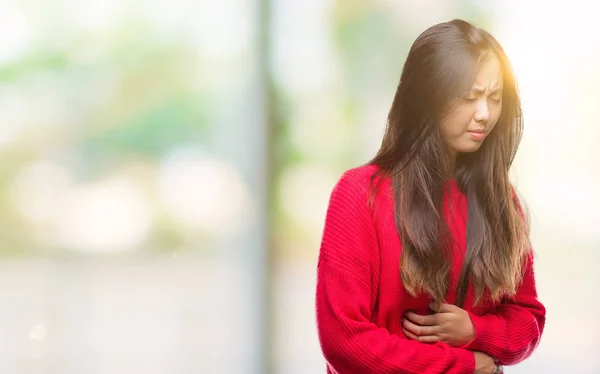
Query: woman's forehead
[[471, 55, 504, 91]]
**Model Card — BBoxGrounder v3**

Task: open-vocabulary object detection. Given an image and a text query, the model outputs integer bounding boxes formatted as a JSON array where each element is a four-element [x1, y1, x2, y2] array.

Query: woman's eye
[[463, 97, 477, 102], [489, 97, 501, 103]]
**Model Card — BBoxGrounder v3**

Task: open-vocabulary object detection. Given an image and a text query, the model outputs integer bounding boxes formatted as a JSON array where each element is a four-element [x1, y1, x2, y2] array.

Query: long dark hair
[[370, 19, 529, 305]]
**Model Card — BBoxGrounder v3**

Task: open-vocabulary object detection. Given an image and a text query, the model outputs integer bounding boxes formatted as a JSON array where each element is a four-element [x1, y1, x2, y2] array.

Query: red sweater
[[316, 165, 546, 374]]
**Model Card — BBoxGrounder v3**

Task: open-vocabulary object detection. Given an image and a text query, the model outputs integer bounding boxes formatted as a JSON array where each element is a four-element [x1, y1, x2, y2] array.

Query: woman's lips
[[467, 130, 486, 140]]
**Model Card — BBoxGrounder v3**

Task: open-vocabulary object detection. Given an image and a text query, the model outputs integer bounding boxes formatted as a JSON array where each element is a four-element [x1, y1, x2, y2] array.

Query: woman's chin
[[453, 142, 483, 154]]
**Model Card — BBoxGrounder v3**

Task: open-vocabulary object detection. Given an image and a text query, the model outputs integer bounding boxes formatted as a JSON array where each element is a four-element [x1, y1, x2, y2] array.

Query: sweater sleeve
[[460, 252, 546, 365], [316, 169, 475, 374]]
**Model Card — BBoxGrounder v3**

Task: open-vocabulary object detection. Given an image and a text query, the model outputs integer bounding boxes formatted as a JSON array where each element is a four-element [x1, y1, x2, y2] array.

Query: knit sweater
[[315, 164, 546, 374]]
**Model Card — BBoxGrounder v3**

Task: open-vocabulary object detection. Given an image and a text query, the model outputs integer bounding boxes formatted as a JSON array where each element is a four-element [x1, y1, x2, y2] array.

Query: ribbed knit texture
[[315, 165, 546, 374]]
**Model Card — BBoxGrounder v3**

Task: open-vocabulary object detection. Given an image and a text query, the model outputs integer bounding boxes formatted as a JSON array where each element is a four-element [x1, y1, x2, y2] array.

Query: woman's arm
[[459, 252, 546, 365], [316, 169, 476, 374], [401, 189, 546, 366]]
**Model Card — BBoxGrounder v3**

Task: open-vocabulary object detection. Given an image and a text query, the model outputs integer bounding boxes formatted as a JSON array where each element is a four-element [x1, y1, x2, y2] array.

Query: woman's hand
[[402, 301, 475, 347], [473, 351, 497, 373]]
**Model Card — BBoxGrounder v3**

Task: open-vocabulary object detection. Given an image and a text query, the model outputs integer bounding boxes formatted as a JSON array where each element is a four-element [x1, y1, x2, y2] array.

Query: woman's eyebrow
[[470, 86, 503, 94]]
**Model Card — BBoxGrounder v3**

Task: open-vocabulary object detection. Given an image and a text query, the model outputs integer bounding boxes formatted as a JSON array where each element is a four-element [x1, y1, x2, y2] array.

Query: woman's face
[[440, 54, 504, 155]]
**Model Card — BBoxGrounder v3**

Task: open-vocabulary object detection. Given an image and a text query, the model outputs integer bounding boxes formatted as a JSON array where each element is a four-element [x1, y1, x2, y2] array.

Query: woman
[[315, 19, 546, 374]]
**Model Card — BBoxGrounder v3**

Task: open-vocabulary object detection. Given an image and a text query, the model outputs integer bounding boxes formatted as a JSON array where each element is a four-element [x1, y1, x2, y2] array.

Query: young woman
[[315, 19, 546, 374]]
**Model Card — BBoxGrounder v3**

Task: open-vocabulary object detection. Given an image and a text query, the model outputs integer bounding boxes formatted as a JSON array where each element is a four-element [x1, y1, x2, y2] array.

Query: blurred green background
[[0, 0, 598, 373]]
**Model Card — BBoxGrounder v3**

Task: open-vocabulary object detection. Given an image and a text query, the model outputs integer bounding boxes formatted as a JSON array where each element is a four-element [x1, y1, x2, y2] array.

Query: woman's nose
[[474, 101, 490, 123]]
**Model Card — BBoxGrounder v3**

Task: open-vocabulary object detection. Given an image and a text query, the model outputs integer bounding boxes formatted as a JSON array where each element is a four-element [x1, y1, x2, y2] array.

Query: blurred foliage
[[0, 13, 215, 255], [0, 1, 492, 257]]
